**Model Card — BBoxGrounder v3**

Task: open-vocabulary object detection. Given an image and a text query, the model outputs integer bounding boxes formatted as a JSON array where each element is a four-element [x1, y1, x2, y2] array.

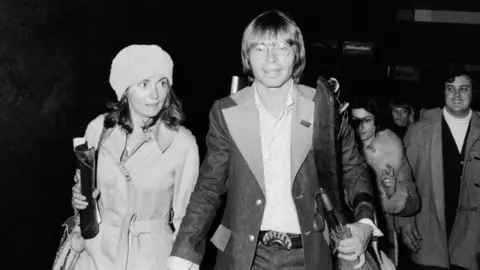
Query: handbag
[[53, 125, 111, 270], [52, 215, 85, 270]]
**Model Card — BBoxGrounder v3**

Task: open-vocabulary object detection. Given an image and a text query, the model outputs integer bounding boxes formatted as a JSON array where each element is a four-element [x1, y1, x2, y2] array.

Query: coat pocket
[[210, 224, 231, 252]]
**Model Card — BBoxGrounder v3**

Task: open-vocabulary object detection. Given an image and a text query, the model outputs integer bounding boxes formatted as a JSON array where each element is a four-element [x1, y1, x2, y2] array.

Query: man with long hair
[[168, 10, 380, 270]]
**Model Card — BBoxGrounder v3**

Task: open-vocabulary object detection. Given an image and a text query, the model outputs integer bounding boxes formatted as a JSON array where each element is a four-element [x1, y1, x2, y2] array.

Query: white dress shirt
[[255, 82, 302, 233]]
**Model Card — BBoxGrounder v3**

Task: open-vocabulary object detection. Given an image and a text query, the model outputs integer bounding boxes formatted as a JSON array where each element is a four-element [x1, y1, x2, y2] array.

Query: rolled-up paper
[[73, 138, 86, 148], [73, 138, 100, 239]]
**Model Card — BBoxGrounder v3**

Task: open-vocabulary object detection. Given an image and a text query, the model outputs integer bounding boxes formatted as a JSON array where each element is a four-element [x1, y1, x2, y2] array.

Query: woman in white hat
[[70, 44, 199, 270]]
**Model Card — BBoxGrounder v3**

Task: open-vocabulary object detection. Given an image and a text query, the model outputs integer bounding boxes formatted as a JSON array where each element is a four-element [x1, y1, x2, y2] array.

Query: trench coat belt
[[103, 212, 169, 270]]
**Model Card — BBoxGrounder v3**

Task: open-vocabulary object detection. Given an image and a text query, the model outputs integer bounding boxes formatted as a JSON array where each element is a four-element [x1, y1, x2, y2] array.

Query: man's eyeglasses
[[250, 44, 292, 59]]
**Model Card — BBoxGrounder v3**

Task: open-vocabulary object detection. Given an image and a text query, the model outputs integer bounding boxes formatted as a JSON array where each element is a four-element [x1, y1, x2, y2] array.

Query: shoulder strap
[[94, 124, 114, 178], [96, 126, 110, 151], [95, 125, 116, 152]]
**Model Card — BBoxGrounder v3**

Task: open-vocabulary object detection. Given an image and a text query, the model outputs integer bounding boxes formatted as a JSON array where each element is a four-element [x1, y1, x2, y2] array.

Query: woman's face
[[351, 108, 376, 142], [126, 75, 169, 120]]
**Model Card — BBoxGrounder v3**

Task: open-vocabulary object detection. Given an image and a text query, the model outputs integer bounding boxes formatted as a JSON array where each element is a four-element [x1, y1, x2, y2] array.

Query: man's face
[[248, 37, 295, 89], [391, 107, 409, 127], [444, 75, 472, 118]]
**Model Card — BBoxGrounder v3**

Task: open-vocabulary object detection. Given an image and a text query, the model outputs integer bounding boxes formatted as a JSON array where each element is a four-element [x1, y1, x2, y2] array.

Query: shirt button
[[248, 235, 255, 242], [256, 199, 263, 206]]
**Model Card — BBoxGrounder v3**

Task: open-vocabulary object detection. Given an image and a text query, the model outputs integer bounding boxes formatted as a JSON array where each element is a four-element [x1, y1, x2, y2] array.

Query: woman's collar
[[154, 121, 177, 153]]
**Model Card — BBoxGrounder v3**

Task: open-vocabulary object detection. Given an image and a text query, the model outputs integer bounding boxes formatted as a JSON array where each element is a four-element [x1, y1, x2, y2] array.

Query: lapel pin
[[300, 120, 311, 128]]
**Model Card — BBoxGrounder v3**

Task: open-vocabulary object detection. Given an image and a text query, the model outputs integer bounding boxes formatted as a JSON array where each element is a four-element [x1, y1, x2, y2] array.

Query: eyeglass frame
[[249, 43, 294, 59]]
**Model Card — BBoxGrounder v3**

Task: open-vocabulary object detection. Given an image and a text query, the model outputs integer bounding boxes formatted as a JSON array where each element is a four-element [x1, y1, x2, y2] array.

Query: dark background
[[1, 0, 479, 269]]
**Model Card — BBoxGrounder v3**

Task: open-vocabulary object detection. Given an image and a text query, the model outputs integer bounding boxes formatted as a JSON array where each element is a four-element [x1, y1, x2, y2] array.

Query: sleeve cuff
[[167, 256, 199, 270], [358, 218, 384, 238]]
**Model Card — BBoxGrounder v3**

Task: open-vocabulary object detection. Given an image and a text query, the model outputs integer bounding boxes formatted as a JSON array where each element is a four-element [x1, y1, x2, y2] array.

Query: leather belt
[[259, 230, 303, 250]]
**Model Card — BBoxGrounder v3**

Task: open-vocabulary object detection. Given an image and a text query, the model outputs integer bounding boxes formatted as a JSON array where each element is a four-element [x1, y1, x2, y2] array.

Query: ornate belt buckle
[[261, 231, 292, 250]]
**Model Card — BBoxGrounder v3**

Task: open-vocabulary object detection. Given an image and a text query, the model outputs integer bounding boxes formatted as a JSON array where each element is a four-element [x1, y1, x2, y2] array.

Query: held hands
[[399, 223, 422, 253], [380, 165, 397, 199], [337, 222, 374, 269], [71, 169, 100, 211]]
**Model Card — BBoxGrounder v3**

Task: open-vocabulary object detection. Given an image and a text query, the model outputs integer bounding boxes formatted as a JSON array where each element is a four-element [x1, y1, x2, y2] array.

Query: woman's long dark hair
[[349, 95, 385, 131], [103, 80, 184, 134]]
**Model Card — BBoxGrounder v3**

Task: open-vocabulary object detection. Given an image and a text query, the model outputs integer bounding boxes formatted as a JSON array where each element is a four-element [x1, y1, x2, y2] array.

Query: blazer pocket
[[210, 224, 231, 252]]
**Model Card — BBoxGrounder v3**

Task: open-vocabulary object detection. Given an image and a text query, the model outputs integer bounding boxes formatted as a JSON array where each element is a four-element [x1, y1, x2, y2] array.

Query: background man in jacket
[[396, 64, 480, 270]]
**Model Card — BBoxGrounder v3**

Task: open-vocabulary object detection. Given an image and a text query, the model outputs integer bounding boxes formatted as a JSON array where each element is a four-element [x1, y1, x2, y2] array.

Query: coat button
[[472, 207, 478, 212], [468, 157, 473, 161], [248, 235, 255, 242], [256, 199, 263, 206]]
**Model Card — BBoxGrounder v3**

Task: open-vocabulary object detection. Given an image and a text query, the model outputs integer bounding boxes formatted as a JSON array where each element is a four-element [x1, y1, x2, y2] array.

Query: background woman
[[349, 95, 420, 266]]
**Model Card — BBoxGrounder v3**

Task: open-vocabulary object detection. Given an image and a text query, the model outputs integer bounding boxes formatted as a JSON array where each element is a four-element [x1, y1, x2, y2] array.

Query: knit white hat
[[109, 44, 173, 100]]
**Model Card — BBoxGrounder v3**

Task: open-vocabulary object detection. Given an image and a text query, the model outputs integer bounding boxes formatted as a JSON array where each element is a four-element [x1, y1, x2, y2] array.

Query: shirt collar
[[253, 80, 295, 111]]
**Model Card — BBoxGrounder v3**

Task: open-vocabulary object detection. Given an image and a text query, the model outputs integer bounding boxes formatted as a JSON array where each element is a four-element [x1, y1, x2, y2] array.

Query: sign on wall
[[466, 64, 480, 72], [389, 65, 420, 81], [342, 41, 375, 56]]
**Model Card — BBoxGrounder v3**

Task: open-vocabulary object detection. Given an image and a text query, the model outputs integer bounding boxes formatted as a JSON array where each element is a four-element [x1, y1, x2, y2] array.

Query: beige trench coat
[[75, 114, 199, 270]]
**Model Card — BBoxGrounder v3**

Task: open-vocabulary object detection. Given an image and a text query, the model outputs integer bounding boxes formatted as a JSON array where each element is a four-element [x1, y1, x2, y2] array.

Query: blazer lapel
[[290, 87, 314, 184], [430, 115, 445, 232], [222, 87, 265, 195], [464, 111, 480, 155]]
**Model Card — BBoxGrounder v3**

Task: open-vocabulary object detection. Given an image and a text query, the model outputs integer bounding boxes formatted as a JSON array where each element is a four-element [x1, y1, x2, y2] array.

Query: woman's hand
[[71, 169, 100, 210], [381, 165, 397, 199]]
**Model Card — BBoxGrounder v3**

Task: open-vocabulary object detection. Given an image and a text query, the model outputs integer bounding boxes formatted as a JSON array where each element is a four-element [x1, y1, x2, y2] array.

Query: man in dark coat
[[167, 10, 381, 270]]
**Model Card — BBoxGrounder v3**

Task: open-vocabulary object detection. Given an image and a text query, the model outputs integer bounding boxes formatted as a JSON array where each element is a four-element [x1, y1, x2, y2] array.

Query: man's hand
[[337, 222, 374, 269], [400, 223, 422, 253]]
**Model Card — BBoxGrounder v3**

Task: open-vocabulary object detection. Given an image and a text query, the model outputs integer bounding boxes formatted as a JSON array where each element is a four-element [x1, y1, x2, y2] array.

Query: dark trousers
[[251, 242, 305, 270], [413, 263, 468, 270]]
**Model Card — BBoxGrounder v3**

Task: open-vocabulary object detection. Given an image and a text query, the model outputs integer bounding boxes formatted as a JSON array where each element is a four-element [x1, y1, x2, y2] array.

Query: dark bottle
[[318, 188, 379, 270], [318, 188, 351, 238], [74, 140, 101, 239]]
